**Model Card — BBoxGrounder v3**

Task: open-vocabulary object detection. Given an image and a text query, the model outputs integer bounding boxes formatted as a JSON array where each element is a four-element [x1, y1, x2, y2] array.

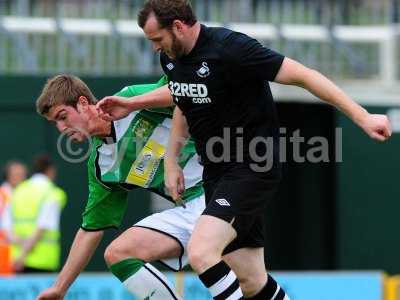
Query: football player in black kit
[[97, 1, 392, 299]]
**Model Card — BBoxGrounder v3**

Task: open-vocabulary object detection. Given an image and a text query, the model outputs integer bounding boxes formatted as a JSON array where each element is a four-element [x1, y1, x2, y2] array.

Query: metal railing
[[0, 0, 399, 80], [1, 0, 399, 25]]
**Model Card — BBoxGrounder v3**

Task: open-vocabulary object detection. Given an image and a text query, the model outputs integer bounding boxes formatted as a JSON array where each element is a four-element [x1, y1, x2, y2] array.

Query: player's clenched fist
[[359, 113, 392, 142], [164, 160, 185, 206]]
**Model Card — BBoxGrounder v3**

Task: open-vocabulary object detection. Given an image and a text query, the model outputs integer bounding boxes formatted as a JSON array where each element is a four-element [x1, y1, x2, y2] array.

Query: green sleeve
[[114, 75, 168, 97], [114, 75, 173, 116], [81, 162, 128, 231]]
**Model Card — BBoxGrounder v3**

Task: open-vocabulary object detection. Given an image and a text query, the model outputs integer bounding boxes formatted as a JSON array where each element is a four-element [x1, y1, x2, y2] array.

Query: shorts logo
[[196, 62, 210, 78], [144, 290, 156, 300], [166, 63, 174, 71], [215, 198, 230, 206]]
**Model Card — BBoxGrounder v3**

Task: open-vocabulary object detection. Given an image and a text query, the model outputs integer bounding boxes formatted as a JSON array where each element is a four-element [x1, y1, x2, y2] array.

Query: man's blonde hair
[[36, 74, 97, 116]]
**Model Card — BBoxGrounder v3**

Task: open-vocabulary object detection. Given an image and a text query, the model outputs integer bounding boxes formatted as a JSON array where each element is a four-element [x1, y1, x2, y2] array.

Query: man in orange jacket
[[0, 160, 27, 274]]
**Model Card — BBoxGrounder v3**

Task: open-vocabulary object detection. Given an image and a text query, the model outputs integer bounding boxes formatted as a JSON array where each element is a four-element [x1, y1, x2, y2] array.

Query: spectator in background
[[0, 160, 27, 201], [4, 155, 67, 273], [0, 160, 27, 275]]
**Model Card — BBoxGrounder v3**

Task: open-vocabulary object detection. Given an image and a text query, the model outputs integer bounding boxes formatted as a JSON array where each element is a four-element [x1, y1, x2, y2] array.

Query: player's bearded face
[[166, 30, 185, 59], [143, 16, 185, 59]]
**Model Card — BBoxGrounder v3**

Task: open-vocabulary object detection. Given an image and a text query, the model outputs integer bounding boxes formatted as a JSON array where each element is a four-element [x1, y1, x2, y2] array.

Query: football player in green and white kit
[[35, 75, 204, 300]]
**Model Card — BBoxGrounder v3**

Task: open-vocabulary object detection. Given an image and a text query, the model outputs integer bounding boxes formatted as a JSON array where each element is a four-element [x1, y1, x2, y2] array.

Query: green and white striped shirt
[[82, 77, 204, 230]]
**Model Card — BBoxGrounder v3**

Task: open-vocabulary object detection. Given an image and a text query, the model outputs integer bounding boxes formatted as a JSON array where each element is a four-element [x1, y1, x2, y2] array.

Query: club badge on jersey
[[196, 62, 210, 78]]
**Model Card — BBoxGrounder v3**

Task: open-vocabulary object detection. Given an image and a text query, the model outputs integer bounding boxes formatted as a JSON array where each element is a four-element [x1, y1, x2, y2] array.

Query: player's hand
[[164, 161, 186, 206], [36, 287, 65, 300], [96, 96, 133, 121], [359, 113, 392, 142]]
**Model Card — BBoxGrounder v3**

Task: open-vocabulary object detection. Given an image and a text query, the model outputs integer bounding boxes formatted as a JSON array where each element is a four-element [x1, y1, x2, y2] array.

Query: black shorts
[[202, 163, 281, 255]]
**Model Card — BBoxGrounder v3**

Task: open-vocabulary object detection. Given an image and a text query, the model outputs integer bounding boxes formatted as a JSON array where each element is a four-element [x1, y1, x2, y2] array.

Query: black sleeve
[[221, 32, 285, 82]]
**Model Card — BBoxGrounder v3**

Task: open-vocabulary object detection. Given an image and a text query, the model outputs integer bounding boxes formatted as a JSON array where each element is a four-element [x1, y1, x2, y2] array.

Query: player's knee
[[104, 243, 122, 266], [104, 242, 145, 266], [188, 249, 207, 273], [188, 243, 220, 273]]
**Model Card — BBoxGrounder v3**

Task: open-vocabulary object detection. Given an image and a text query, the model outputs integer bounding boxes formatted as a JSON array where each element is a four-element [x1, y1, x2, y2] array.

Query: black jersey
[[161, 25, 284, 173]]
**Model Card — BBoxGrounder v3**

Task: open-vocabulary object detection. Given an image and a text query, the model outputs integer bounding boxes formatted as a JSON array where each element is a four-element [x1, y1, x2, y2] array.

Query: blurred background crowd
[[0, 0, 399, 80]]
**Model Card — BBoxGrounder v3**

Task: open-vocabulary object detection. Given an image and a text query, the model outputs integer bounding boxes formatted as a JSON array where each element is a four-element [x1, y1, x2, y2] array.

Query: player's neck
[[184, 22, 201, 55], [91, 117, 112, 138]]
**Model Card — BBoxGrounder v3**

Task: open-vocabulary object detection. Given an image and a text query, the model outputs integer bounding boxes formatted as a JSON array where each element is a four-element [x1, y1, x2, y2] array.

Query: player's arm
[[223, 32, 391, 142], [274, 57, 392, 141], [36, 228, 103, 300], [97, 84, 173, 121], [164, 106, 190, 202], [37, 167, 127, 300]]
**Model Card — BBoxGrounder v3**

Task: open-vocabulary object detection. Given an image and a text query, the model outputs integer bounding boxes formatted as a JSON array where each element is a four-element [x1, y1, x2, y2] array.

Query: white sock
[[122, 263, 182, 300]]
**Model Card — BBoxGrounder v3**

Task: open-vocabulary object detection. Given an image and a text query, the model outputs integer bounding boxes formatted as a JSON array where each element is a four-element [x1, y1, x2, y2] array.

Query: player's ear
[[76, 96, 89, 113], [172, 20, 184, 36]]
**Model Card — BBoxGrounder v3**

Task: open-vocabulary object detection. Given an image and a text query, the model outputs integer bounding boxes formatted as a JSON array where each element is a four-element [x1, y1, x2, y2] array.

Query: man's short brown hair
[[36, 74, 97, 116], [33, 154, 54, 174], [138, 0, 197, 29]]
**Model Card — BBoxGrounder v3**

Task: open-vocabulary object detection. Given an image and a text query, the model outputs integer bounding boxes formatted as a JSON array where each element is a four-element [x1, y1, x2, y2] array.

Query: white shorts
[[133, 194, 205, 271]]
